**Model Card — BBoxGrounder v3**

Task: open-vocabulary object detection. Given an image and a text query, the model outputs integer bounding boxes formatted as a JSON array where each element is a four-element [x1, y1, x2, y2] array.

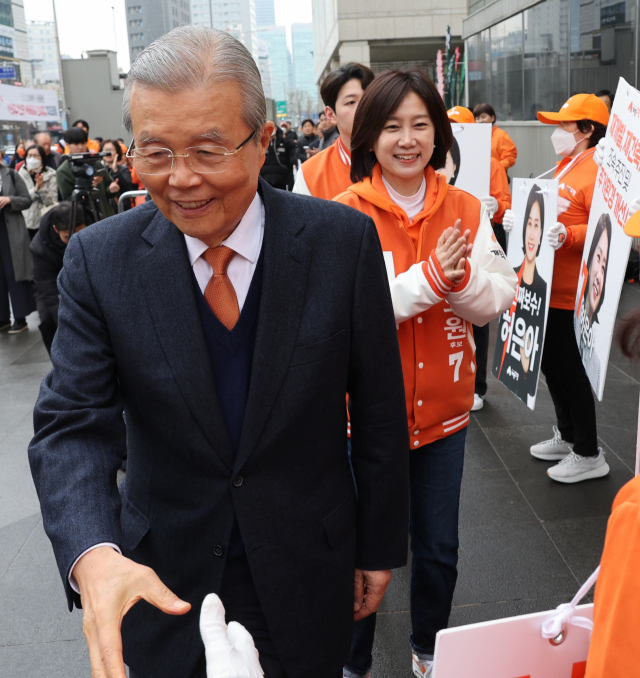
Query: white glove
[[593, 137, 606, 167], [547, 222, 567, 250], [629, 196, 640, 218], [201, 593, 264, 678], [480, 195, 499, 219], [502, 208, 514, 233]]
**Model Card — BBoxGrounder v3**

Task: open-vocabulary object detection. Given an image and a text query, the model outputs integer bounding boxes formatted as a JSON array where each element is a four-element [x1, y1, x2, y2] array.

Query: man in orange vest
[[293, 62, 374, 200]]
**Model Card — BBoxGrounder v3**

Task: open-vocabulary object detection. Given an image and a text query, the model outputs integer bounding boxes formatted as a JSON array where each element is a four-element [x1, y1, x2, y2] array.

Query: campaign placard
[[492, 179, 558, 409], [437, 123, 491, 200], [573, 78, 640, 400]]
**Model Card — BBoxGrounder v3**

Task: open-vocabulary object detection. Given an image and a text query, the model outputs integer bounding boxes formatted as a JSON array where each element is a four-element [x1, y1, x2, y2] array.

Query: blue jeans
[[345, 427, 467, 675]]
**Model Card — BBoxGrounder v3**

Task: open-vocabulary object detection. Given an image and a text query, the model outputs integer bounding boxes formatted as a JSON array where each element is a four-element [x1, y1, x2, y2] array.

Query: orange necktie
[[202, 246, 240, 330]]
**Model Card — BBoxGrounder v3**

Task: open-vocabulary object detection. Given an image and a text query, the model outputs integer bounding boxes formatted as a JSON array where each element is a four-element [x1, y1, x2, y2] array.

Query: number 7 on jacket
[[449, 351, 464, 382]]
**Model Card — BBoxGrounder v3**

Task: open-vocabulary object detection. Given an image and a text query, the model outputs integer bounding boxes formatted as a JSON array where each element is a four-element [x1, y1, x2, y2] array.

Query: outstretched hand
[[201, 593, 264, 678], [354, 568, 392, 622], [435, 219, 472, 283]]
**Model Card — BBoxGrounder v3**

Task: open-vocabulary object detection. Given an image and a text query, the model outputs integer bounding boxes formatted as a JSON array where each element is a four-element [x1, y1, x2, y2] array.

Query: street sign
[[276, 100, 287, 117], [0, 66, 16, 80]]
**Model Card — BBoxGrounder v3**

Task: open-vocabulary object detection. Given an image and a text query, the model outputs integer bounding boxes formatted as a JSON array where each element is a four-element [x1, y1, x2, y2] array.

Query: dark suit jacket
[[28, 178, 410, 678]]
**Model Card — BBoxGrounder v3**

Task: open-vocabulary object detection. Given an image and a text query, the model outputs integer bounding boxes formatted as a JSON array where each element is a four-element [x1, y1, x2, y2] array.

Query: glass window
[[570, 0, 636, 95], [490, 15, 524, 120], [467, 30, 491, 108], [524, 0, 570, 119]]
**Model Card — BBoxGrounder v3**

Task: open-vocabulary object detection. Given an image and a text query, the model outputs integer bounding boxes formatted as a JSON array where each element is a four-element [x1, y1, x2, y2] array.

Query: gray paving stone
[[0, 639, 90, 678], [0, 513, 40, 579]]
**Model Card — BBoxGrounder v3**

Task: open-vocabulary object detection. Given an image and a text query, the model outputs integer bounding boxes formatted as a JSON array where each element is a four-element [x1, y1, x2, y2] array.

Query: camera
[[68, 151, 108, 189], [66, 151, 109, 232]]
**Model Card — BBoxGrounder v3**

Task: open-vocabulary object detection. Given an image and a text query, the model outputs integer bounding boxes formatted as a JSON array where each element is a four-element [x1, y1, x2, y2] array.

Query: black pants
[[0, 215, 35, 322], [540, 308, 598, 457], [472, 222, 507, 397], [132, 558, 286, 678]]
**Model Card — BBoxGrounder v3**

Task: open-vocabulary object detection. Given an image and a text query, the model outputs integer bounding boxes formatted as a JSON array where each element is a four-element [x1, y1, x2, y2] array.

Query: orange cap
[[537, 94, 610, 127], [447, 106, 475, 124], [624, 211, 640, 237]]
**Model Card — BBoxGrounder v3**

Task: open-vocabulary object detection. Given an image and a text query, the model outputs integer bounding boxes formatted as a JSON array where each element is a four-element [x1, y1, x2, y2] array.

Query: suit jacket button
[[233, 476, 243, 487], [213, 545, 223, 557]]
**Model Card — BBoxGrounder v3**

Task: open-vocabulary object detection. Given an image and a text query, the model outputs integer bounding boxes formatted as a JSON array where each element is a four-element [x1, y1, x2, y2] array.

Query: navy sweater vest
[[194, 248, 264, 559]]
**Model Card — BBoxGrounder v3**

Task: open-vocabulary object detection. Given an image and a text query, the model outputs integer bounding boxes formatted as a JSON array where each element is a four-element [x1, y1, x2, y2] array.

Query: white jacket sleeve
[[447, 203, 517, 326], [292, 167, 311, 195], [387, 257, 448, 324]]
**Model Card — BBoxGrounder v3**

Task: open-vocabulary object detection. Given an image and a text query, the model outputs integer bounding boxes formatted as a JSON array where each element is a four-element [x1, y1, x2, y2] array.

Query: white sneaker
[[412, 653, 433, 678], [547, 448, 610, 483], [471, 394, 484, 411], [530, 426, 572, 460]]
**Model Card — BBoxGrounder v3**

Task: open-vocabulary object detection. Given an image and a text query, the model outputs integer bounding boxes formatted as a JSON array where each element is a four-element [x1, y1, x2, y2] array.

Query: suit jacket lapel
[[137, 210, 235, 471], [235, 180, 311, 472]]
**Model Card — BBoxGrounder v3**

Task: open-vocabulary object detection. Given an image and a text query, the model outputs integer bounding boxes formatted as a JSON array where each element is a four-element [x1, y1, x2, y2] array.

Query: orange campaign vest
[[299, 137, 353, 200], [490, 157, 511, 223], [492, 126, 518, 171], [551, 148, 597, 310], [335, 165, 483, 447]]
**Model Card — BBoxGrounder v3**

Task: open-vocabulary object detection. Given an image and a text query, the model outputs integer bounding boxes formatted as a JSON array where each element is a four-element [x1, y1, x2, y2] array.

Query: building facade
[[257, 25, 290, 102], [126, 0, 191, 64], [0, 0, 32, 87], [27, 20, 59, 84], [191, 0, 259, 57], [463, 0, 639, 120], [291, 23, 317, 112], [255, 0, 276, 27], [312, 0, 466, 84]]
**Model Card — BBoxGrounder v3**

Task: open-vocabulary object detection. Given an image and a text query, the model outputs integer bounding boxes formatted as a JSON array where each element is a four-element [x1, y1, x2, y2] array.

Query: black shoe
[[0, 319, 11, 332], [7, 319, 28, 334]]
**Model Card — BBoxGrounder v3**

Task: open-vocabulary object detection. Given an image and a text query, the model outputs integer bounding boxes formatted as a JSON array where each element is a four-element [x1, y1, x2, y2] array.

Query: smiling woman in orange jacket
[[334, 70, 516, 678]]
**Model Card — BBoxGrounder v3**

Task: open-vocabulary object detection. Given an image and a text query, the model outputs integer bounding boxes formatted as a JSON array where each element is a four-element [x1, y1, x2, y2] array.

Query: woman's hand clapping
[[435, 219, 472, 283]]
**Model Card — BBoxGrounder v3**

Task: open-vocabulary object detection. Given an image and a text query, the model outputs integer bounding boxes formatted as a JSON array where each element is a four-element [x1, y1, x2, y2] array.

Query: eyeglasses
[[126, 131, 256, 175]]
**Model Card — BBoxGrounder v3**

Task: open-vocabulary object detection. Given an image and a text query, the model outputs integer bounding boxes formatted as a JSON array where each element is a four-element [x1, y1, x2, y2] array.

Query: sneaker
[[412, 653, 433, 678], [471, 394, 484, 411], [530, 426, 572, 460], [7, 319, 28, 334], [547, 448, 610, 484], [0, 319, 11, 331]]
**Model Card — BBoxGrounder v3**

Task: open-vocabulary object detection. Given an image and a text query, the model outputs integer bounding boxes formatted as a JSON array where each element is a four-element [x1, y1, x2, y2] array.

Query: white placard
[[492, 178, 558, 409], [573, 78, 640, 400], [438, 123, 491, 200], [0, 83, 60, 122], [433, 604, 593, 678]]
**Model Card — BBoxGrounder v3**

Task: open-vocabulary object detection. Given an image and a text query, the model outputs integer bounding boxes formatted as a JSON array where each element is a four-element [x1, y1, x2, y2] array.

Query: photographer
[[18, 144, 58, 240], [30, 202, 86, 354], [56, 127, 115, 220], [100, 139, 133, 210]]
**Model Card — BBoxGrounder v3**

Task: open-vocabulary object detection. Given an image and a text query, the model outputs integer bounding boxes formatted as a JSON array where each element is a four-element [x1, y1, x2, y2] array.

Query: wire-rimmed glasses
[[126, 131, 256, 175]]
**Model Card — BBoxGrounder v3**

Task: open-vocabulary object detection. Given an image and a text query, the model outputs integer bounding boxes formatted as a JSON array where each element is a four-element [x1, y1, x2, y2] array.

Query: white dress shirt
[[68, 192, 265, 593]]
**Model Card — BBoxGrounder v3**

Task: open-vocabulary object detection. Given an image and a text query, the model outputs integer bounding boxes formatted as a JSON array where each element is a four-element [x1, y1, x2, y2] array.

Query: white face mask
[[26, 157, 42, 171], [551, 127, 580, 156]]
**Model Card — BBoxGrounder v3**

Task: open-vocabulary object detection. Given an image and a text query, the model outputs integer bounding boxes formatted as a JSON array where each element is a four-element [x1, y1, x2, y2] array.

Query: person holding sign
[[334, 70, 516, 678], [504, 94, 610, 483], [494, 185, 548, 403], [446, 106, 512, 411], [473, 103, 518, 172]]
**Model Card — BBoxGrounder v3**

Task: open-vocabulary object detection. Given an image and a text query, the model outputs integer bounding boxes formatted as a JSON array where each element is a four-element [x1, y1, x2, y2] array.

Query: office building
[[257, 38, 273, 98], [126, 0, 191, 64], [291, 23, 317, 110], [255, 0, 275, 27], [464, 0, 639, 120], [257, 25, 290, 101], [27, 20, 59, 83], [0, 0, 32, 86], [191, 0, 258, 57], [312, 0, 465, 84]]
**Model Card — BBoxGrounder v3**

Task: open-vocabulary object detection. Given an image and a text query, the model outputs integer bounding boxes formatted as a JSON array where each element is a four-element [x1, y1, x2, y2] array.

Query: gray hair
[[123, 25, 266, 138]]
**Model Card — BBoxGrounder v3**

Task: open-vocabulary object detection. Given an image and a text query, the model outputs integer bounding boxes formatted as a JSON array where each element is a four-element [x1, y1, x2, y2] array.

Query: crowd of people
[[14, 22, 640, 678]]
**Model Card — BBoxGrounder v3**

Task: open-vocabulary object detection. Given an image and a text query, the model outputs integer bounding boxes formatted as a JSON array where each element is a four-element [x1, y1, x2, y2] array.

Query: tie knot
[[203, 246, 235, 275]]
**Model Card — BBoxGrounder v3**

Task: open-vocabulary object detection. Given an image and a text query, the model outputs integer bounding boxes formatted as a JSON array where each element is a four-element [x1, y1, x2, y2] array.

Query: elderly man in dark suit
[[28, 25, 409, 678]]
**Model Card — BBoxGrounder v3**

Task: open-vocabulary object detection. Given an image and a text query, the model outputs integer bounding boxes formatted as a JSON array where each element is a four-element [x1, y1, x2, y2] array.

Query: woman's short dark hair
[[596, 89, 614, 103], [320, 62, 375, 112], [577, 120, 607, 149], [350, 69, 452, 183], [584, 213, 612, 321], [522, 184, 545, 257], [448, 135, 461, 186], [473, 103, 496, 121], [27, 144, 48, 169], [100, 139, 123, 161], [50, 201, 86, 232], [64, 127, 88, 145]]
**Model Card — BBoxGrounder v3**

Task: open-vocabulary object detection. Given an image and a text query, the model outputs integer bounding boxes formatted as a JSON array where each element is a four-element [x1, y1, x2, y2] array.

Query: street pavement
[[1, 284, 639, 677]]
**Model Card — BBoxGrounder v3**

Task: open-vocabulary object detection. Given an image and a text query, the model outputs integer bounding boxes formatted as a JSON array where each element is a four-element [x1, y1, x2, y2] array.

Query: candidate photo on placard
[[440, 136, 461, 186], [436, 123, 491, 200], [493, 180, 556, 408], [575, 213, 612, 395]]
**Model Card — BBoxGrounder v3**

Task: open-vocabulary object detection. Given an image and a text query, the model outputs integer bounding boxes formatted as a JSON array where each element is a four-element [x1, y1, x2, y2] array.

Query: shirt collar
[[183, 192, 264, 266]]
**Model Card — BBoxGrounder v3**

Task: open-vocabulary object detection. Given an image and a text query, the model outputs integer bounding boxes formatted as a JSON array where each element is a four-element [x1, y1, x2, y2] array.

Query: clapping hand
[[109, 178, 120, 194], [435, 219, 472, 283], [201, 593, 264, 678], [34, 172, 44, 190]]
